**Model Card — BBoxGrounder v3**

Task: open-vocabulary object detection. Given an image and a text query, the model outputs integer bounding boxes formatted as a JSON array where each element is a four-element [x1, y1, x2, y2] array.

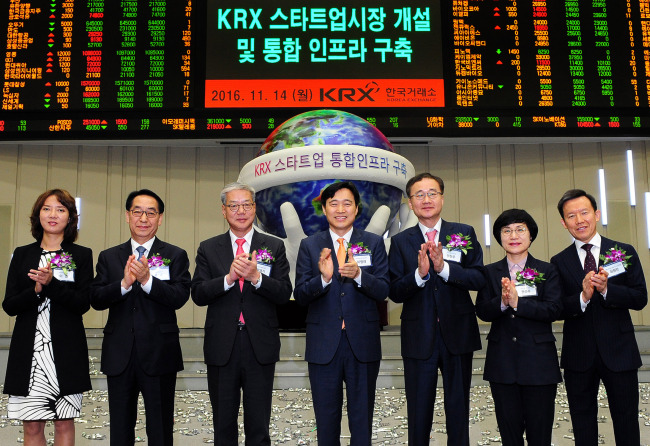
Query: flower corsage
[[148, 254, 171, 267], [50, 252, 76, 275], [445, 233, 473, 254], [349, 242, 371, 255], [515, 267, 545, 287], [148, 253, 171, 280], [599, 245, 631, 277], [349, 242, 372, 266], [599, 245, 632, 268], [256, 247, 275, 264], [256, 247, 274, 276]]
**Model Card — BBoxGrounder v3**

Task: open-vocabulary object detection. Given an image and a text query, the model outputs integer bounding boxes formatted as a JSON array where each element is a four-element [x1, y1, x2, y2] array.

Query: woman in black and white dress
[[3, 189, 92, 445]]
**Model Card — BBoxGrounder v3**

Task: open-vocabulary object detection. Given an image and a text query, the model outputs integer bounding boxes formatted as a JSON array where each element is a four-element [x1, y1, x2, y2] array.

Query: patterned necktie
[[426, 229, 438, 243], [582, 243, 597, 273], [235, 238, 246, 325], [337, 238, 346, 266], [136, 246, 146, 260]]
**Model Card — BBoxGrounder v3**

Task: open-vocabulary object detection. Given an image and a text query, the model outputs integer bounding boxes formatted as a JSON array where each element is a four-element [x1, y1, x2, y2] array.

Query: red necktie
[[235, 238, 246, 324], [426, 229, 437, 243]]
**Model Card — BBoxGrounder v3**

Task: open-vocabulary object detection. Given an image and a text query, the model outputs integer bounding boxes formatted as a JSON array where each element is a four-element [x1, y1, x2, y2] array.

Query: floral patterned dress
[[7, 250, 83, 420]]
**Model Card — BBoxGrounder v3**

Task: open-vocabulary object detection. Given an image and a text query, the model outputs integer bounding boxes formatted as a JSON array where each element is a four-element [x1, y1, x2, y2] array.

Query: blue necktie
[[136, 246, 146, 260]]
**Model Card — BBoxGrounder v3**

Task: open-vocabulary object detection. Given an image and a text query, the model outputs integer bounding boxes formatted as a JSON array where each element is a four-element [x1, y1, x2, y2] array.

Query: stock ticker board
[[1, 0, 650, 140]]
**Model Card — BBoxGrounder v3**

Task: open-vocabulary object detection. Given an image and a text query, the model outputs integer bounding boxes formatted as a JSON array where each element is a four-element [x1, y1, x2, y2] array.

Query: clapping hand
[[29, 264, 53, 294], [339, 248, 361, 279], [501, 277, 518, 309]]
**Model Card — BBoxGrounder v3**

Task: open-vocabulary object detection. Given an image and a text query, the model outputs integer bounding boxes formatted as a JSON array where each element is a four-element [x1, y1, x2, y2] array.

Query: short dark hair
[[493, 209, 538, 246], [405, 173, 445, 197], [125, 189, 165, 214], [30, 189, 79, 242], [321, 181, 360, 206], [557, 189, 597, 218]]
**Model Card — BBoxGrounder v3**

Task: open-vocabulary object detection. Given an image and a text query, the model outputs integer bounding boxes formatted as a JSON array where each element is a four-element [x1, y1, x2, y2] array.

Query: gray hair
[[220, 182, 256, 204]]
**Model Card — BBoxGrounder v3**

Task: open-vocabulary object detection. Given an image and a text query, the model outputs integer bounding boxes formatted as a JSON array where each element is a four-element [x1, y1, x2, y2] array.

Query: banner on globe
[[239, 145, 414, 192]]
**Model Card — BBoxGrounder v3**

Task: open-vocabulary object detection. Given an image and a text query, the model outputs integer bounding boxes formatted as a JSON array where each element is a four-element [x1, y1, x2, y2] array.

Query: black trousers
[[207, 327, 275, 446], [107, 345, 177, 446], [490, 382, 557, 446], [564, 354, 640, 446], [308, 330, 380, 446], [403, 324, 473, 446]]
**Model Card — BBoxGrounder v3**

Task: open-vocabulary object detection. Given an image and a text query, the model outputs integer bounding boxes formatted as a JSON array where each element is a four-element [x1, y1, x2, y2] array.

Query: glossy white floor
[[0, 384, 648, 445]]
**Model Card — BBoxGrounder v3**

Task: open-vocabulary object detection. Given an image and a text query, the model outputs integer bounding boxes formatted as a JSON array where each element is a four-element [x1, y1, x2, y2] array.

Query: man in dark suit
[[191, 182, 292, 445], [551, 189, 647, 446], [388, 173, 484, 446], [294, 181, 389, 445], [91, 189, 191, 446]]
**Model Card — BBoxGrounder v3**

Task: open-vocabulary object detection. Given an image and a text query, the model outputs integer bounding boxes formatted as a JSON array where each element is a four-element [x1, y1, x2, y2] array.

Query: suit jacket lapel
[[407, 225, 424, 255], [349, 228, 363, 247], [216, 232, 235, 274], [318, 230, 335, 264], [523, 254, 536, 271], [149, 238, 165, 257], [120, 240, 133, 267], [598, 237, 614, 268], [494, 257, 509, 279], [26, 242, 44, 269], [564, 244, 586, 286], [250, 229, 265, 255], [438, 220, 450, 246]]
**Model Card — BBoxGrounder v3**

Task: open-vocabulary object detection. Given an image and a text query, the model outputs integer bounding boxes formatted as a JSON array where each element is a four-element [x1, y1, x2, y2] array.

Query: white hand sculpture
[[254, 201, 416, 287]]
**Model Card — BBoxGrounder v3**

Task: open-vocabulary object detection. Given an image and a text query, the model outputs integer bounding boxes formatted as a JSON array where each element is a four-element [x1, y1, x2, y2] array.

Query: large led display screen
[[1, 0, 649, 139]]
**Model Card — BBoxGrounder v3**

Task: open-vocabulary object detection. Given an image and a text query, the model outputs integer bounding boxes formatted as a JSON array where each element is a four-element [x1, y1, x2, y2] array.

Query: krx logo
[[319, 83, 379, 102]]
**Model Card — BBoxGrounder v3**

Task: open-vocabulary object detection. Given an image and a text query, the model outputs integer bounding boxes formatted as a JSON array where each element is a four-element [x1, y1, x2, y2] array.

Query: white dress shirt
[[321, 228, 362, 287], [415, 219, 450, 287], [224, 228, 262, 290], [121, 237, 156, 294]]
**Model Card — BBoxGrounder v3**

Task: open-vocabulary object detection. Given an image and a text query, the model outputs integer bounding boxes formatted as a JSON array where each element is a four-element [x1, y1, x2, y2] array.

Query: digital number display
[[0, 0, 649, 139]]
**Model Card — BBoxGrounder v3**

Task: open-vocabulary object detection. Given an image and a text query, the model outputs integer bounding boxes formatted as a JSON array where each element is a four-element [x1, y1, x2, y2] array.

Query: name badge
[[257, 262, 272, 276], [150, 266, 170, 281], [515, 283, 538, 297], [442, 248, 462, 263], [602, 261, 625, 278], [53, 268, 74, 282], [353, 253, 372, 267]]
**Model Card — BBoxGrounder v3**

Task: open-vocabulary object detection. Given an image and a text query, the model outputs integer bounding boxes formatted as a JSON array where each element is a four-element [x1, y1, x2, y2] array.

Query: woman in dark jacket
[[476, 209, 562, 446], [3, 189, 92, 445]]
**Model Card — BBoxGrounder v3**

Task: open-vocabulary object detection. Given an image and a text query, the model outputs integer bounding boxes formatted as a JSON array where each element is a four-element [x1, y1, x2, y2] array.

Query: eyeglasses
[[501, 227, 528, 236], [129, 209, 159, 218], [410, 190, 442, 201], [225, 203, 254, 212]]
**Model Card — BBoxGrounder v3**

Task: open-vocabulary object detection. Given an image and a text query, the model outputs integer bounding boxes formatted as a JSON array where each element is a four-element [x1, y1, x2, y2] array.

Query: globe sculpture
[[238, 109, 414, 238]]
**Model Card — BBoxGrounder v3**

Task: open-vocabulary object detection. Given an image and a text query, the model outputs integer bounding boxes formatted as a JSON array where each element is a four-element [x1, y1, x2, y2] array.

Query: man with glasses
[[191, 182, 292, 445], [388, 173, 485, 446], [91, 189, 191, 446]]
